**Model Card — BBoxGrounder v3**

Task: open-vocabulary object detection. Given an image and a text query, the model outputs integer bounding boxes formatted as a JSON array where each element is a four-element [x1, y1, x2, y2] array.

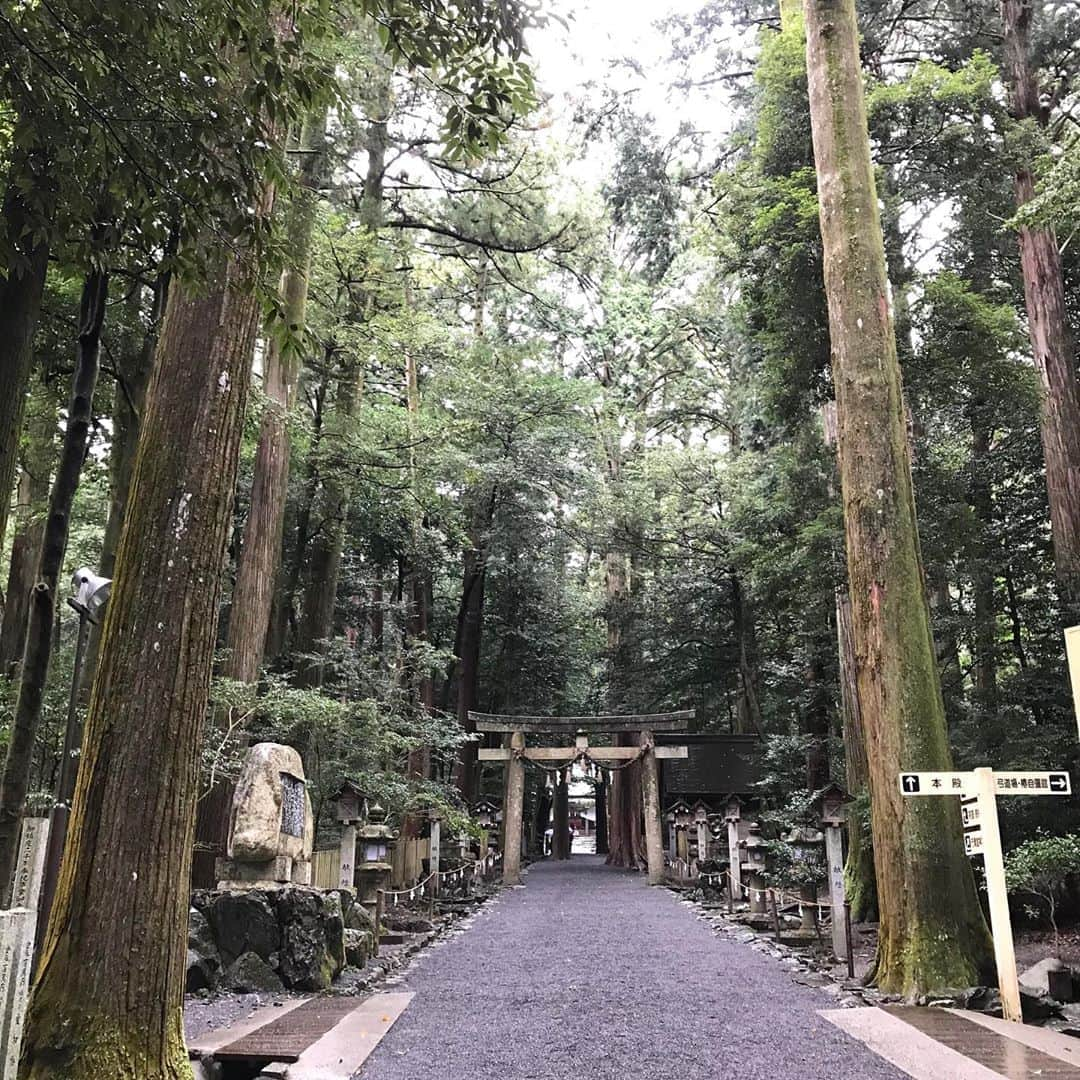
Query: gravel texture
[[356, 855, 907, 1080]]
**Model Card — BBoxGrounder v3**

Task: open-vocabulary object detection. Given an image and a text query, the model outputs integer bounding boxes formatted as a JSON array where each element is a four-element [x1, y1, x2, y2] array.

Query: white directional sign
[[960, 798, 981, 831], [964, 832, 984, 857], [993, 771, 1070, 795], [899, 772, 972, 795], [900, 770, 1071, 797]]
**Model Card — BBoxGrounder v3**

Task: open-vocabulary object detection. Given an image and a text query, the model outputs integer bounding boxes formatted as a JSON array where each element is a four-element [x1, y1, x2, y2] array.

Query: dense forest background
[[1, 0, 1079, 895]]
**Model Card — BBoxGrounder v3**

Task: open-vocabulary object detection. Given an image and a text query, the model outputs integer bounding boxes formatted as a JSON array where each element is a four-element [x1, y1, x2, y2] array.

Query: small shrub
[[1004, 833, 1080, 940]]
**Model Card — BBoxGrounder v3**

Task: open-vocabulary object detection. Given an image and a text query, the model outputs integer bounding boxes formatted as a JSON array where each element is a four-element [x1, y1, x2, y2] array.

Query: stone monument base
[[216, 854, 311, 889]]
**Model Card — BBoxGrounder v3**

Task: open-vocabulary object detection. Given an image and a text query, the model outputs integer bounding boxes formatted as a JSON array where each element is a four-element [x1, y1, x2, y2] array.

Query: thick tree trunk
[[227, 114, 322, 684], [731, 574, 763, 734], [552, 770, 570, 860], [803, 0, 992, 994], [1001, 0, 1080, 624], [594, 777, 608, 855], [21, 259, 260, 1080], [0, 165, 51, 559], [453, 544, 487, 802], [605, 734, 646, 870], [295, 69, 387, 684], [0, 271, 107, 900], [79, 267, 171, 699], [0, 387, 55, 678], [836, 588, 877, 921], [970, 421, 998, 713]]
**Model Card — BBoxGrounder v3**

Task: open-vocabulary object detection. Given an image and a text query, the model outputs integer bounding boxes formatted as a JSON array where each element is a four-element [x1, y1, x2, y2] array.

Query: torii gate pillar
[[502, 730, 526, 885], [640, 730, 665, 885]]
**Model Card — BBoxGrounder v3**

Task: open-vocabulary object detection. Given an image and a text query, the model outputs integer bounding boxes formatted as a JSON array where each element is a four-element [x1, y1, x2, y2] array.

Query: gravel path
[[357, 856, 906, 1080]]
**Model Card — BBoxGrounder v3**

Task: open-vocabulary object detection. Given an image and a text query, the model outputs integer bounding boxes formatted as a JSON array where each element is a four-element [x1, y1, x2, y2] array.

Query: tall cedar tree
[[21, 261, 260, 1079], [801, 0, 993, 992], [1000, 0, 1080, 625]]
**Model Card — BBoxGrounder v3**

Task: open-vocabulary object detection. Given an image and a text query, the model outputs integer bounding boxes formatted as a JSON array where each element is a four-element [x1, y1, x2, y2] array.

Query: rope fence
[[379, 849, 503, 906]]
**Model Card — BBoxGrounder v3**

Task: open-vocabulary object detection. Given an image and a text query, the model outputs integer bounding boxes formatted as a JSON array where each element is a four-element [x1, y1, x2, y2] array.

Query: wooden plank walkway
[[215, 997, 362, 1063]]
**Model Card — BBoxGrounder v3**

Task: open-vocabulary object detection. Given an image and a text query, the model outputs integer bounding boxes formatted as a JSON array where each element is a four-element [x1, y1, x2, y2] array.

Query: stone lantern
[[472, 797, 501, 858], [356, 802, 396, 914], [741, 822, 769, 914], [782, 825, 825, 931]]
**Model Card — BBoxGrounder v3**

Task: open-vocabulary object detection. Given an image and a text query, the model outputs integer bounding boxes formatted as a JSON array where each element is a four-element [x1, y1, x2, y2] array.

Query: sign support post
[[974, 767, 1021, 1023]]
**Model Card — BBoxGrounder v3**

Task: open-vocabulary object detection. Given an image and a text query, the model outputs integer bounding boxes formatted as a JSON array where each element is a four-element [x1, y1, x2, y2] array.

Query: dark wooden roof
[[657, 734, 762, 798], [469, 710, 694, 734]]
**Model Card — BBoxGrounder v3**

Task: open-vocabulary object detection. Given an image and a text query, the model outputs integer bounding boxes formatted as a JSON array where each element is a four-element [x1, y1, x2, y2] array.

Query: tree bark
[[0, 161, 51, 559], [0, 270, 107, 900], [836, 588, 877, 920], [731, 573, 763, 734], [1001, 0, 1080, 625], [21, 258, 260, 1080], [803, 0, 992, 993], [79, 264, 172, 698], [594, 776, 609, 855], [227, 113, 323, 684], [0, 385, 55, 678], [552, 770, 570, 860], [969, 420, 998, 713]]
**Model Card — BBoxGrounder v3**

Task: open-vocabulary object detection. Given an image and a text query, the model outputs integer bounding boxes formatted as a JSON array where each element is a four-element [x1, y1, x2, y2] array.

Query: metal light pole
[[35, 568, 110, 955]]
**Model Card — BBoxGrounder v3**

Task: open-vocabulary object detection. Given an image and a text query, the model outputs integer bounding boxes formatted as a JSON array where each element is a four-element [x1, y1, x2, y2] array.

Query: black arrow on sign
[[1050, 774, 1069, 792], [902, 775, 919, 793]]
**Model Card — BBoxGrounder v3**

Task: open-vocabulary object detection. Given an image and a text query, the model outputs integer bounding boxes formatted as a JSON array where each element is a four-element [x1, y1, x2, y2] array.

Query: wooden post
[[374, 888, 384, 957], [725, 807, 743, 900], [824, 822, 847, 960], [975, 767, 1022, 1023], [640, 730, 665, 885], [502, 730, 526, 885], [429, 816, 440, 902], [1066, 626, 1080, 743], [338, 824, 356, 890], [696, 819, 709, 862]]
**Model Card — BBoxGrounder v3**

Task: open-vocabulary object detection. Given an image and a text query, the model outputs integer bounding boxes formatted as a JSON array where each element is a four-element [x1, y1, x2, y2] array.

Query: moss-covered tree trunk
[[20, 260, 260, 1080], [836, 588, 877, 921], [1001, 0, 1080, 625], [0, 164, 51, 558], [802, 0, 992, 994], [0, 270, 107, 901], [0, 383, 56, 678]]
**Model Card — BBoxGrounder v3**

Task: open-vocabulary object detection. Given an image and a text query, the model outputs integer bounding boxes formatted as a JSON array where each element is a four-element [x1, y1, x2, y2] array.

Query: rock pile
[[186, 886, 377, 994]]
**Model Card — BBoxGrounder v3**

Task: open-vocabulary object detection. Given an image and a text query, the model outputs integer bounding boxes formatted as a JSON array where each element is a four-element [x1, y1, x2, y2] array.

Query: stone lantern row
[[667, 783, 852, 961]]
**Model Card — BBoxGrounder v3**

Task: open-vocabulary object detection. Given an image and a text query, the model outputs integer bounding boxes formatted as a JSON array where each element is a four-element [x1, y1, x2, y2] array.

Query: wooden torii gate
[[470, 710, 693, 886]]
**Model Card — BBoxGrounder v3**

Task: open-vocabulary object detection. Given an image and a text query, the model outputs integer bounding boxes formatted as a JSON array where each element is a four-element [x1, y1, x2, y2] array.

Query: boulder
[[223, 950, 283, 993], [343, 899, 375, 933], [186, 948, 218, 994], [384, 913, 435, 934], [277, 887, 345, 991], [343, 928, 373, 968], [206, 889, 280, 965], [1020, 958, 1075, 1002], [186, 909, 221, 993]]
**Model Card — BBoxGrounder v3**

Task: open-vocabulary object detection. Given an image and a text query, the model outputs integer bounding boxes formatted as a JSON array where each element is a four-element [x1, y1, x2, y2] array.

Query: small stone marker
[[0, 818, 50, 1079]]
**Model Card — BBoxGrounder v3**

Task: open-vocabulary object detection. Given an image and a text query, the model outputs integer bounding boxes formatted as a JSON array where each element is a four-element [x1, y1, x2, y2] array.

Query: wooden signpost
[[899, 767, 1072, 1023]]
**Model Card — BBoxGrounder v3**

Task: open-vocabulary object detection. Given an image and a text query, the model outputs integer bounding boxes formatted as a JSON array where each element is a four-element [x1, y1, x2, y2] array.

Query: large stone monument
[[216, 743, 314, 888]]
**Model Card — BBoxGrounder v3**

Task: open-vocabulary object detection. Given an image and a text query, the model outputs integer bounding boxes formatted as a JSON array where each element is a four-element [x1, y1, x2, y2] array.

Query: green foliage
[[1005, 833, 1080, 935]]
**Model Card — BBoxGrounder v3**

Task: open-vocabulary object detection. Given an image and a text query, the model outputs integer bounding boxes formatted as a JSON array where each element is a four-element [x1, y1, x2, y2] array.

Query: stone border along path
[[355, 856, 909, 1080]]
